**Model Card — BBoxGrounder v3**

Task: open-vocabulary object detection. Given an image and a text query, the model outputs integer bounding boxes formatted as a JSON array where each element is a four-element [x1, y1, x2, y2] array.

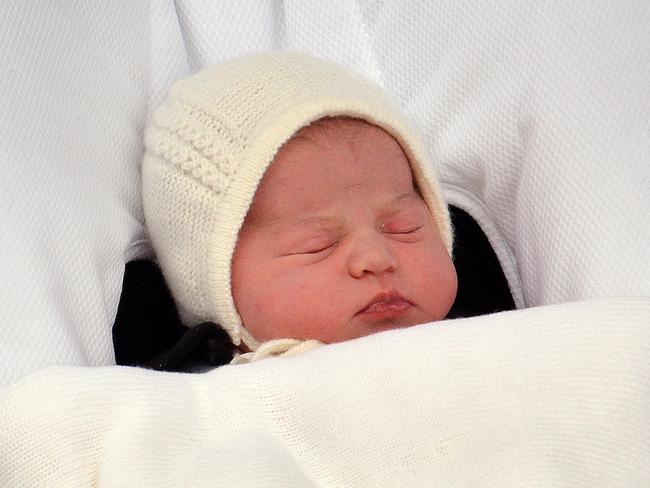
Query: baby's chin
[[353, 305, 440, 335], [368, 319, 423, 333], [340, 310, 441, 342], [360, 316, 432, 336]]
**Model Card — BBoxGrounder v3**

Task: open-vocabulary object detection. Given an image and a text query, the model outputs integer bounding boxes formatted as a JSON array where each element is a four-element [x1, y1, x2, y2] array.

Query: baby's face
[[232, 118, 457, 345]]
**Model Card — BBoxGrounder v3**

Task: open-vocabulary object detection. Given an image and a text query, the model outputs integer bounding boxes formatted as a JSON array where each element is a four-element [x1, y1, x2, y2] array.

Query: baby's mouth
[[356, 291, 412, 321]]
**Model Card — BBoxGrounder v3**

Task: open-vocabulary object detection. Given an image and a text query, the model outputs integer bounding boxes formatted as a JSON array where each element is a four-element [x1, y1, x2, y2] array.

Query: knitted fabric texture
[[142, 51, 452, 350]]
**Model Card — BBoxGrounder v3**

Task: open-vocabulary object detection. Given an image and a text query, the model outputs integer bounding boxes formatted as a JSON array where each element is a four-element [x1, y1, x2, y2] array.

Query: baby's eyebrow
[[254, 212, 343, 233], [288, 193, 420, 230], [291, 215, 344, 230], [257, 191, 421, 232], [381, 192, 421, 214]]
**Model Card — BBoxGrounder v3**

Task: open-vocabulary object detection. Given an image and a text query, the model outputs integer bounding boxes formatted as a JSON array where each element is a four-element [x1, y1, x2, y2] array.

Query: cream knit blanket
[[1, 297, 649, 487]]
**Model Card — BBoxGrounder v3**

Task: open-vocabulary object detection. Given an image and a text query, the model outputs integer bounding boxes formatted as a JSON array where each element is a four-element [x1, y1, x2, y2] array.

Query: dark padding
[[447, 205, 515, 318]]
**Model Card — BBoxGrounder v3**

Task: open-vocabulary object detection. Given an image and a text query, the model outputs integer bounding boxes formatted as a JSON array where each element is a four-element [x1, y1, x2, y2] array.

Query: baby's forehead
[[244, 116, 418, 226], [272, 117, 413, 184], [287, 116, 379, 150]]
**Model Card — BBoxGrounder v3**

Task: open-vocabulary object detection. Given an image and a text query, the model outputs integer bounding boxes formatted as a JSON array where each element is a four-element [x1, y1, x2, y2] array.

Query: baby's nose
[[348, 233, 397, 278]]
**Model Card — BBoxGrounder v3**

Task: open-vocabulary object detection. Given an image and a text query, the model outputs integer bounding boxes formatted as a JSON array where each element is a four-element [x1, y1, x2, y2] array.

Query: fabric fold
[[2, 298, 649, 487]]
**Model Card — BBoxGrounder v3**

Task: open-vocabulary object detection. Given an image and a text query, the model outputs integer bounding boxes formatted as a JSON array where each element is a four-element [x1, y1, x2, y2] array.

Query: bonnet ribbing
[[142, 51, 452, 351]]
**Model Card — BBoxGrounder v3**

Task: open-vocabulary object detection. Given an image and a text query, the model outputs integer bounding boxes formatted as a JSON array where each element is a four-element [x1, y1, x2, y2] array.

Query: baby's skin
[[232, 117, 457, 344]]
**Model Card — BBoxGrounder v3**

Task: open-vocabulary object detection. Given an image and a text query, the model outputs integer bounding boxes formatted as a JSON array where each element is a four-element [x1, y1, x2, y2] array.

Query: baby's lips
[[356, 290, 412, 317], [363, 298, 410, 314]]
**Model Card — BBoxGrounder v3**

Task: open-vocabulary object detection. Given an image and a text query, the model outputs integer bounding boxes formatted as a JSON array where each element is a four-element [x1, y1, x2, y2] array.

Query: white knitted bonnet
[[142, 50, 452, 351]]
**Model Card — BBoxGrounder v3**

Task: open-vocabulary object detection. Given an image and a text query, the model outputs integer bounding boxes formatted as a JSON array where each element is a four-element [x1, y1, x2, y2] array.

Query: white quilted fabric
[[2, 298, 649, 486], [0, 2, 148, 386]]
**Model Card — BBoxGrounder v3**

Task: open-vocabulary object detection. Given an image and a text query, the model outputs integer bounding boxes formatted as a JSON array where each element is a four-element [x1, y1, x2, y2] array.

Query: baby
[[142, 51, 457, 363]]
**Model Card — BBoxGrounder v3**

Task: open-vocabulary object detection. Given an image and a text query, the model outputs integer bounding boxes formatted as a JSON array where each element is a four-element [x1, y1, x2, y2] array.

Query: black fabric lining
[[447, 205, 516, 318], [111, 260, 234, 371], [112, 206, 514, 370]]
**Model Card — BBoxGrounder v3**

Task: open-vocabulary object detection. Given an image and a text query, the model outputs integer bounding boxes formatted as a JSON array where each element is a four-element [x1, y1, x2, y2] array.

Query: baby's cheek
[[405, 244, 457, 315], [247, 278, 313, 339], [252, 288, 292, 331], [259, 274, 346, 341]]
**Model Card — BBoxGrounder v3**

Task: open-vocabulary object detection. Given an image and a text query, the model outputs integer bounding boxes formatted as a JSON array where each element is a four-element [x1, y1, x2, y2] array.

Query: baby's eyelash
[[287, 242, 336, 256], [302, 245, 332, 254], [382, 224, 424, 234], [397, 225, 423, 234]]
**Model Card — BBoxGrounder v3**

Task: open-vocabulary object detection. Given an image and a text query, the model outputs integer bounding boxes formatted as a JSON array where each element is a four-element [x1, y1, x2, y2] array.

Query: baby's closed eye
[[380, 212, 427, 240], [381, 221, 424, 234], [285, 237, 337, 256]]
